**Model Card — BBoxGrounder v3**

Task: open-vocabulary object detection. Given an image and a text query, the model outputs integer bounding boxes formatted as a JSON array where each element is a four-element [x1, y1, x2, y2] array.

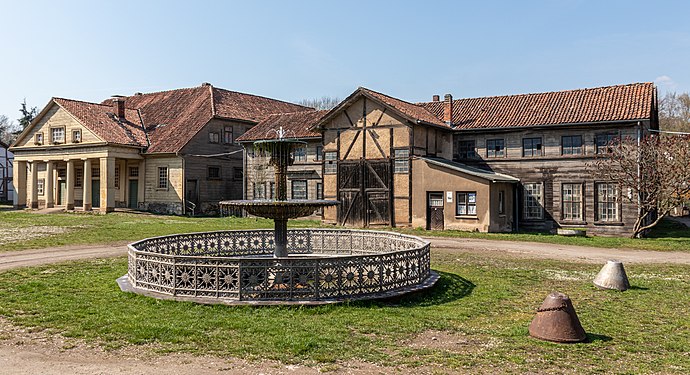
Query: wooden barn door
[[338, 159, 390, 227], [427, 192, 444, 230]]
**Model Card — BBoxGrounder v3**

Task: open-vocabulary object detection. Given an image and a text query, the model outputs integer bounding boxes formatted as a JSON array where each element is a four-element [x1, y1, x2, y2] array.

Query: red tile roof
[[237, 110, 326, 142], [360, 88, 448, 127], [101, 84, 309, 153], [53, 98, 147, 147], [418, 83, 655, 130]]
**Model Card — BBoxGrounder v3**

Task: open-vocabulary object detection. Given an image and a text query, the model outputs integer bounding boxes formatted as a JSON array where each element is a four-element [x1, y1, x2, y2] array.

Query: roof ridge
[[55, 97, 139, 111], [416, 82, 654, 105], [265, 109, 324, 117], [212, 86, 312, 110], [121, 85, 207, 99]]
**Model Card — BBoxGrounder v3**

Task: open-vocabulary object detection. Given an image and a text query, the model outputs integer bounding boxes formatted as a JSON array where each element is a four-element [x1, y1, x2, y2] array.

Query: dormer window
[[51, 127, 65, 144], [34, 132, 44, 145], [72, 130, 82, 143]]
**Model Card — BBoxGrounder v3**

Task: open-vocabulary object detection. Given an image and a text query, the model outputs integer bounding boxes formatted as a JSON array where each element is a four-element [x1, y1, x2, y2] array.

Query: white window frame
[[456, 191, 477, 216], [51, 127, 65, 144], [523, 183, 543, 220], [562, 183, 583, 221], [596, 182, 620, 222], [158, 167, 168, 189]]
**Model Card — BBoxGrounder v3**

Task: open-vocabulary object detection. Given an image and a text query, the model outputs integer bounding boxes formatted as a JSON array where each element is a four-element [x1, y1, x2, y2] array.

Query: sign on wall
[[446, 191, 453, 203]]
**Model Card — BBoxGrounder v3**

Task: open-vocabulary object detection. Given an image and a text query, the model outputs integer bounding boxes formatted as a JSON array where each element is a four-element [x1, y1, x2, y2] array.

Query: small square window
[[51, 128, 65, 144], [129, 167, 139, 177], [293, 147, 307, 162], [209, 132, 220, 143], [233, 167, 243, 181], [72, 130, 82, 143], [487, 139, 505, 158], [291, 180, 307, 200], [208, 166, 221, 179], [522, 137, 543, 157], [456, 192, 477, 216], [34, 133, 44, 145]]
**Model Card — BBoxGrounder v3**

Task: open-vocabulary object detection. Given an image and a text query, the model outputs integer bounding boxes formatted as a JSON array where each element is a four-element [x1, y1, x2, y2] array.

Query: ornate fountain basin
[[219, 199, 340, 220], [118, 229, 437, 305]]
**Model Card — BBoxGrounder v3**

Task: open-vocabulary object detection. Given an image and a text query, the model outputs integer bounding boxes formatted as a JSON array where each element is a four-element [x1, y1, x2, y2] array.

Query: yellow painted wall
[[14, 104, 102, 148]]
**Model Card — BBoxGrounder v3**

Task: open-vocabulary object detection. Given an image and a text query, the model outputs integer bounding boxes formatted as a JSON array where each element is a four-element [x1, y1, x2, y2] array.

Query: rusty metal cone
[[528, 292, 587, 343], [593, 260, 630, 291]]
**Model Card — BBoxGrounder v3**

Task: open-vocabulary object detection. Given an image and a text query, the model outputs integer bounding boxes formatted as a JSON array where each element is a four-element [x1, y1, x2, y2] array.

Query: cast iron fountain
[[118, 127, 437, 304]]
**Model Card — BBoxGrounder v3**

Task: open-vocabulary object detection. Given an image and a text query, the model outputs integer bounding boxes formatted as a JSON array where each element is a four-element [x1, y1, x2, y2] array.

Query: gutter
[[452, 118, 650, 133]]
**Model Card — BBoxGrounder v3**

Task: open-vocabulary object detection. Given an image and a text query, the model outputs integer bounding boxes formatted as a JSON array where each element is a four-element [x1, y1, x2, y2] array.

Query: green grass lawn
[[0, 207, 689, 252], [396, 218, 690, 252], [0, 252, 687, 373], [0, 209, 319, 252]]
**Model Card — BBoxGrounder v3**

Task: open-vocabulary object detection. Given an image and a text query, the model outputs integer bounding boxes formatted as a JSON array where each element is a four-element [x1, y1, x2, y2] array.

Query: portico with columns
[[13, 147, 144, 213]]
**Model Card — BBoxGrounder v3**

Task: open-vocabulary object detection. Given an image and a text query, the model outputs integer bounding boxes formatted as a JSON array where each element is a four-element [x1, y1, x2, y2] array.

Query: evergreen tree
[[18, 98, 38, 129]]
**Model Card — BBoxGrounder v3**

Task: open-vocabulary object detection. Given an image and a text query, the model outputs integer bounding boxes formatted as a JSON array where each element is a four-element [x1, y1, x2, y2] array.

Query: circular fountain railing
[[119, 229, 436, 305]]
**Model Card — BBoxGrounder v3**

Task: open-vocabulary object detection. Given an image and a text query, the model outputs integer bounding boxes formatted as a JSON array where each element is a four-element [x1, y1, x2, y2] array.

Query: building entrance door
[[427, 192, 444, 230], [58, 181, 67, 206], [91, 180, 100, 208], [185, 179, 198, 215], [128, 180, 138, 209]]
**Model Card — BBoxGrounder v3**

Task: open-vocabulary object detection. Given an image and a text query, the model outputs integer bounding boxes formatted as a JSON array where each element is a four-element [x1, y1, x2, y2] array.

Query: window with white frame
[[523, 183, 543, 219], [596, 182, 619, 221], [291, 180, 307, 200], [35, 132, 44, 145], [456, 192, 477, 216], [394, 148, 409, 173], [72, 130, 82, 143], [51, 127, 65, 144], [562, 183, 583, 220], [37, 179, 45, 196], [209, 131, 220, 143], [158, 167, 168, 189], [324, 151, 337, 174]]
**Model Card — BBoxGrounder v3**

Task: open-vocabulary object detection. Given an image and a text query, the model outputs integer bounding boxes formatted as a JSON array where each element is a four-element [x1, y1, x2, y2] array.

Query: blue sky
[[1, 0, 688, 122]]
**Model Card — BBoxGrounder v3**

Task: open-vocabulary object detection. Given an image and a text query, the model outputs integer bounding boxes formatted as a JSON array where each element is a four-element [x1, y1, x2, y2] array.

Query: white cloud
[[654, 75, 678, 90]]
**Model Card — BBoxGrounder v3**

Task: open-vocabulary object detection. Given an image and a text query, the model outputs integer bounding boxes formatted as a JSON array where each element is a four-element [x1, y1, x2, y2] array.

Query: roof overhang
[[418, 156, 519, 183]]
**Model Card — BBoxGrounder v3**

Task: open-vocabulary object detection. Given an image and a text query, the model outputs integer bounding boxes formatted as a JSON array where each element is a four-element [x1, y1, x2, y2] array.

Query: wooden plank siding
[[453, 121, 649, 236], [180, 118, 251, 215]]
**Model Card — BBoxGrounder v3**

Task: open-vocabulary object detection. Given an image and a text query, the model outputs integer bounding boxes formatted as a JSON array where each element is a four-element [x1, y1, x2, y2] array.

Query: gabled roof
[[419, 156, 519, 183], [314, 87, 447, 130], [418, 83, 655, 130], [237, 110, 326, 142], [104, 85, 310, 153], [52, 98, 148, 147]]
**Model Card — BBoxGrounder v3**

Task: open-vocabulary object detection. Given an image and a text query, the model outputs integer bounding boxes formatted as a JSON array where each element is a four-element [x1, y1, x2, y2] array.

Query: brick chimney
[[432, 94, 440, 102], [443, 94, 453, 125], [112, 95, 126, 120]]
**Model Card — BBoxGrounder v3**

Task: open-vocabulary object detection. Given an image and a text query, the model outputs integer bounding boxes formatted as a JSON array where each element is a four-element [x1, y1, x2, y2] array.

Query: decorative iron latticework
[[122, 229, 435, 304]]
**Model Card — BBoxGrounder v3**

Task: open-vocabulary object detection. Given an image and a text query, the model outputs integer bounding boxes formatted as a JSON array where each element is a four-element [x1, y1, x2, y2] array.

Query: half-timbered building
[[314, 83, 658, 236], [9, 83, 308, 215]]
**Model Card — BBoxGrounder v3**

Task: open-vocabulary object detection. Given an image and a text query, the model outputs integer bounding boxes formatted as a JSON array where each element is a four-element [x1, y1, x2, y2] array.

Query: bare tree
[[298, 96, 341, 110], [659, 91, 690, 132], [589, 134, 690, 238], [0, 115, 19, 145]]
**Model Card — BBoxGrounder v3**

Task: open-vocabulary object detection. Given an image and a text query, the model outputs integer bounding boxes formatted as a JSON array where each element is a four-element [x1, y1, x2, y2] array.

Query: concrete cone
[[593, 260, 630, 291], [528, 292, 587, 343]]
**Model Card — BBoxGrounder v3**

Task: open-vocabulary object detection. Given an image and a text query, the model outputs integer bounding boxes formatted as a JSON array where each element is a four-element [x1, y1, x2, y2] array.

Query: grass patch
[[0, 253, 687, 372], [0, 210, 319, 252], [395, 218, 690, 252]]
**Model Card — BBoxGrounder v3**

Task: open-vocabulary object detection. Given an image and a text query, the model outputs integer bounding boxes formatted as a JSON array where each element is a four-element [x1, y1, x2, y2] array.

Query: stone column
[[45, 161, 54, 208], [12, 160, 27, 208], [30, 161, 39, 209], [100, 157, 116, 213], [66, 160, 75, 210], [83, 159, 92, 211]]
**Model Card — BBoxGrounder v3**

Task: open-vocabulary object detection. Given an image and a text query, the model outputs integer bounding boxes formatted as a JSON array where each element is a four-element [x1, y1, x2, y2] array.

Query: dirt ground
[[0, 237, 689, 374]]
